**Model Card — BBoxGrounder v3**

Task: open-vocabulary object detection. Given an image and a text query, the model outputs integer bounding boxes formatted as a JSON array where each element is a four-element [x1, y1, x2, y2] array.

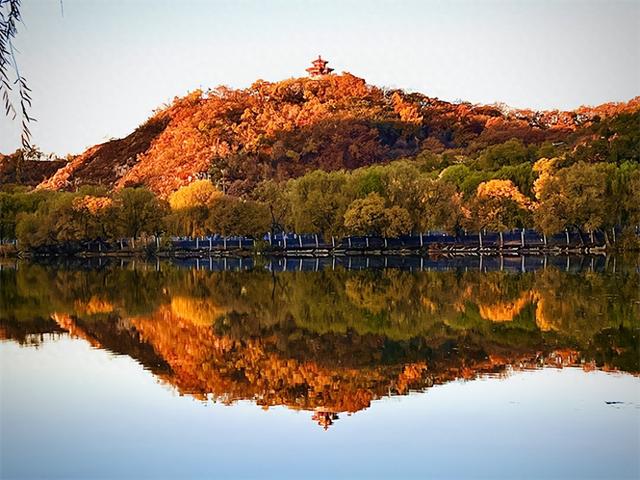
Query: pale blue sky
[[1, 0, 638, 155]]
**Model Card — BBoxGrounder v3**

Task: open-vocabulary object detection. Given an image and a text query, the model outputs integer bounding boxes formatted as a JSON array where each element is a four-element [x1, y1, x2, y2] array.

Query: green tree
[[623, 168, 640, 226], [287, 170, 351, 235], [382, 161, 425, 230], [439, 164, 489, 197], [383, 206, 413, 237], [252, 180, 291, 234], [343, 192, 412, 237], [69, 195, 115, 240], [344, 193, 388, 235], [476, 139, 531, 170], [0, 189, 54, 243], [348, 165, 387, 198], [15, 192, 78, 248], [419, 179, 467, 233], [113, 188, 168, 240], [492, 162, 535, 198], [534, 161, 614, 235], [207, 196, 269, 237]]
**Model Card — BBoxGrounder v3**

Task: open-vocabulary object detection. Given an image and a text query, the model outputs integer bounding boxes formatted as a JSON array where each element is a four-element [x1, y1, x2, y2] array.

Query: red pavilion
[[306, 55, 334, 77]]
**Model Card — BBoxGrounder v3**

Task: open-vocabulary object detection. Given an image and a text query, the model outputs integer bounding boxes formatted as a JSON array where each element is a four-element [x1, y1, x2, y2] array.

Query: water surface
[[1, 257, 639, 479]]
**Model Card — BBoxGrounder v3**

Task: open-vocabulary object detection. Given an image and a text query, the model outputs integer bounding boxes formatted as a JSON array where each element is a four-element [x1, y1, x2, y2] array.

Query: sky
[[1, 0, 638, 156]]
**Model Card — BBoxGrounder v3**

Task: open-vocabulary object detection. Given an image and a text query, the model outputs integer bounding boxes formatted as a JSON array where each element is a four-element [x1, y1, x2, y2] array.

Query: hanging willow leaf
[[1, 0, 34, 148]]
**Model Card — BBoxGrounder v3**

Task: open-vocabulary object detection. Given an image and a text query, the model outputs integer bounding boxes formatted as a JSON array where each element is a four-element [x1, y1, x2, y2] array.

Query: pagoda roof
[[306, 55, 334, 76]]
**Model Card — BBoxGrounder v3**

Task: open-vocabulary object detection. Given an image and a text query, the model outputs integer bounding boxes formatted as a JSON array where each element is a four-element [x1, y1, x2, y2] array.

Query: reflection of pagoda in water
[[312, 410, 339, 430]]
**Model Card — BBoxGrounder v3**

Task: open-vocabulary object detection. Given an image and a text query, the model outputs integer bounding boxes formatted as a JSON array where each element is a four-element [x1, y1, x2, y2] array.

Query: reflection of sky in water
[[2, 337, 639, 479]]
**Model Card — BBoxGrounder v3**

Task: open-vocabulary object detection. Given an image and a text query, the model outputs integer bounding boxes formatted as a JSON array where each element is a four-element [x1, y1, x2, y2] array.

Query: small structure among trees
[[306, 55, 334, 77]]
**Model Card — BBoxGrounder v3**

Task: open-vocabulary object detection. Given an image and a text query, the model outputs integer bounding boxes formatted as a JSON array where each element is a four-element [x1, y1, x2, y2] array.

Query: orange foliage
[[71, 195, 113, 215], [34, 72, 639, 197], [73, 296, 115, 315], [476, 179, 532, 209], [479, 291, 535, 322], [51, 313, 102, 348]]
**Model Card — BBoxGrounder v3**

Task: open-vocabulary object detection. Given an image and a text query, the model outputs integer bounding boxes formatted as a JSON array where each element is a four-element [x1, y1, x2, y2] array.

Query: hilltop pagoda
[[306, 55, 334, 77]]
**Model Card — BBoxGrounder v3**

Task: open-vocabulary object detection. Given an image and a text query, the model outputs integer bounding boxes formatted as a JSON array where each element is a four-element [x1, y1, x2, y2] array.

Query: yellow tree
[[532, 157, 568, 234], [470, 179, 532, 231], [168, 180, 222, 236], [168, 179, 222, 210]]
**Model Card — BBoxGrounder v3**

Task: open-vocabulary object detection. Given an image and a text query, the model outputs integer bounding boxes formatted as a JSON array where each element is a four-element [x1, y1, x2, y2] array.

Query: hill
[[0, 150, 67, 187], [29, 73, 640, 197]]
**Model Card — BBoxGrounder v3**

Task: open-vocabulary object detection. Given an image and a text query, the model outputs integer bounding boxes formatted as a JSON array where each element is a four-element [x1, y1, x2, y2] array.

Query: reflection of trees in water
[[0, 264, 169, 324], [1, 262, 638, 424]]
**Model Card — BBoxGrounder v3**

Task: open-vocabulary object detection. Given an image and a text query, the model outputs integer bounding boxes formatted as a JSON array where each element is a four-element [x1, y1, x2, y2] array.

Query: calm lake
[[1, 256, 639, 479]]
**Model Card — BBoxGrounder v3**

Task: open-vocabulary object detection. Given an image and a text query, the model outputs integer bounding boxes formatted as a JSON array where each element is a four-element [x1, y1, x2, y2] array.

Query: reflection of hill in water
[[1, 260, 638, 425]]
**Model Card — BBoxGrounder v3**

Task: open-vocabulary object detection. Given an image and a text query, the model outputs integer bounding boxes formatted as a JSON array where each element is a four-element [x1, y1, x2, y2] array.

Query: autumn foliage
[[1, 73, 638, 246], [29, 73, 639, 197]]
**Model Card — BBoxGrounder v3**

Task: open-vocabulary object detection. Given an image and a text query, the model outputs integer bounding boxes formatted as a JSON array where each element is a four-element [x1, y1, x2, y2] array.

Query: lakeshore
[[4, 226, 639, 259]]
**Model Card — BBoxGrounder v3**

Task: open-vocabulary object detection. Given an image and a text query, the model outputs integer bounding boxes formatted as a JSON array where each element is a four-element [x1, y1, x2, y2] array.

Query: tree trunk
[[15, 151, 23, 184], [269, 206, 277, 237]]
